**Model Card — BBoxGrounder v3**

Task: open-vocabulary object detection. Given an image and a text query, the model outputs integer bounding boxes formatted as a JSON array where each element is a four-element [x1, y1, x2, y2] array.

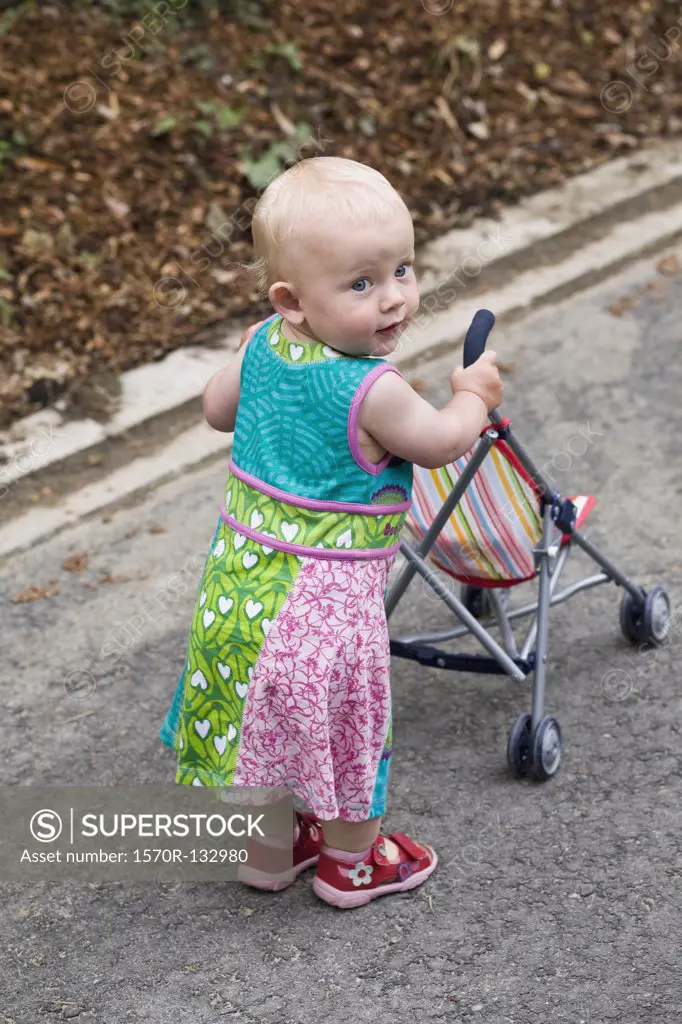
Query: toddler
[[160, 156, 503, 908]]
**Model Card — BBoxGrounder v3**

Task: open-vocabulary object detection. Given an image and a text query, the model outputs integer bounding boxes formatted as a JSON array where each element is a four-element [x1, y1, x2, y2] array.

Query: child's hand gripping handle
[[461, 308, 503, 423]]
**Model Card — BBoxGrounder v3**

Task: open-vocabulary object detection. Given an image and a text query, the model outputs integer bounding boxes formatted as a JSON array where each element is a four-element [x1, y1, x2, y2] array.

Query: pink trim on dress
[[348, 363, 404, 476], [228, 458, 411, 514], [221, 508, 400, 561]]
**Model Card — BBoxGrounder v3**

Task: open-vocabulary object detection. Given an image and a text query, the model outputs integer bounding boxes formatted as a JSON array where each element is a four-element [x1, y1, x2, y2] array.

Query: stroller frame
[[384, 311, 671, 781]]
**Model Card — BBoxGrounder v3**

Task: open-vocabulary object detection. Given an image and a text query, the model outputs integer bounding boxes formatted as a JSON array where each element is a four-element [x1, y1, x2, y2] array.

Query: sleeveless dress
[[159, 313, 414, 822]]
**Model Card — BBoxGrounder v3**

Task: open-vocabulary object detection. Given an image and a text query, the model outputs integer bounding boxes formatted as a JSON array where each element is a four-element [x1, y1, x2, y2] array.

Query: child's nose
[[380, 283, 404, 312]]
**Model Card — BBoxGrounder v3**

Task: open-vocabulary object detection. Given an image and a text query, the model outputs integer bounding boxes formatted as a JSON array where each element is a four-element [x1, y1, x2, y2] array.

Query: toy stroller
[[385, 310, 671, 781]]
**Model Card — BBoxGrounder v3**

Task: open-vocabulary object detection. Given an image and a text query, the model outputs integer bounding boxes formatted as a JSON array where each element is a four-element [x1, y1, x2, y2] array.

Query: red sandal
[[239, 812, 324, 892], [312, 832, 438, 909]]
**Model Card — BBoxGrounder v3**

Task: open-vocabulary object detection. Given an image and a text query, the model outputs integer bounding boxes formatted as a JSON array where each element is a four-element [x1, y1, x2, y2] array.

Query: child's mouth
[[376, 322, 403, 337]]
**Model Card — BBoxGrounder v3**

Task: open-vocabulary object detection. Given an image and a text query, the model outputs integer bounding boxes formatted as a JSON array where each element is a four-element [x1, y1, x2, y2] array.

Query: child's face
[[287, 205, 420, 356]]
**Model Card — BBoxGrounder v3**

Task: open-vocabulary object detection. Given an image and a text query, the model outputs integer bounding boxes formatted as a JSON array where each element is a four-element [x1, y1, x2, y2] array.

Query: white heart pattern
[[270, 329, 280, 347], [214, 735, 227, 756], [247, 667, 253, 681], [262, 618, 271, 636], [218, 595, 233, 615], [289, 343, 304, 361], [225, 489, 231, 506], [191, 670, 208, 690], [217, 662, 231, 680], [199, 590, 207, 608], [322, 345, 340, 358], [179, 734, 184, 749], [245, 599, 263, 619], [250, 509, 264, 529], [227, 724, 237, 742], [242, 551, 258, 570], [194, 719, 211, 739], [203, 608, 216, 629], [233, 533, 246, 551], [236, 681, 248, 699], [281, 521, 299, 543], [213, 538, 226, 559], [192, 777, 203, 787], [336, 528, 353, 548], [260, 531, 276, 555]]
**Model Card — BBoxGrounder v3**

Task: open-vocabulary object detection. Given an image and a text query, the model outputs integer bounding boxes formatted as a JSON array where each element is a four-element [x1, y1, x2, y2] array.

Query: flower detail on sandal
[[347, 862, 374, 887], [397, 861, 416, 882]]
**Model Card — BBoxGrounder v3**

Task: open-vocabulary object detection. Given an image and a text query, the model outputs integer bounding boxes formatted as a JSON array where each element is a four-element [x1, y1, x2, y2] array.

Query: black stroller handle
[[463, 309, 495, 368]]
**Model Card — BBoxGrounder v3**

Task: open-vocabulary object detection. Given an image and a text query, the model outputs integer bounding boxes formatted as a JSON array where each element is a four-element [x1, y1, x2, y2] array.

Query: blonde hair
[[248, 157, 407, 296]]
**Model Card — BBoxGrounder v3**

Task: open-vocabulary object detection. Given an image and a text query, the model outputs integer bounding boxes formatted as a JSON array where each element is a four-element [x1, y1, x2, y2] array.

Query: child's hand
[[238, 319, 269, 350], [450, 351, 504, 412]]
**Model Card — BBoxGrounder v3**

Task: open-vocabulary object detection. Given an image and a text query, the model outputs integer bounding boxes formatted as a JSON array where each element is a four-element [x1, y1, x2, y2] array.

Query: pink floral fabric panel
[[233, 556, 393, 821]]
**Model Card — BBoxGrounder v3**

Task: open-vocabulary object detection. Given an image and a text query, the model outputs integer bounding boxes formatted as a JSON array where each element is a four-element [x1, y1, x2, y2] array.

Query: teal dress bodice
[[232, 314, 413, 508]]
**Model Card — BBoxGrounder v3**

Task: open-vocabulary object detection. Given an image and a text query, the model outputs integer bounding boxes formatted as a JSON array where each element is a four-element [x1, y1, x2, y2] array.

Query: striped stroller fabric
[[406, 439, 544, 587]]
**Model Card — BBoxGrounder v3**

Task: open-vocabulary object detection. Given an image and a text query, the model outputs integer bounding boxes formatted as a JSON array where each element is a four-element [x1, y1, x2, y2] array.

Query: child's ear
[[268, 281, 305, 325]]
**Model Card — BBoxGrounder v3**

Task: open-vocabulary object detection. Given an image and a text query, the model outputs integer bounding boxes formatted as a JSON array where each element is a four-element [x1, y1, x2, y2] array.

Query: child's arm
[[202, 346, 247, 433], [359, 352, 503, 469], [202, 319, 268, 433]]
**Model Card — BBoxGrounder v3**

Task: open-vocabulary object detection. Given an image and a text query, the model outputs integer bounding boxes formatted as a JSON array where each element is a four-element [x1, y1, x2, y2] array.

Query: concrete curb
[[0, 422, 230, 559], [3, 138, 682, 557]]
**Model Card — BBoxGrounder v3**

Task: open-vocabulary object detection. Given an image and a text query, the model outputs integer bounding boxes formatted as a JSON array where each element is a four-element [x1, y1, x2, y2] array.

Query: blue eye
[[395, 264, 409, 278], [351, 278, 370, 292]]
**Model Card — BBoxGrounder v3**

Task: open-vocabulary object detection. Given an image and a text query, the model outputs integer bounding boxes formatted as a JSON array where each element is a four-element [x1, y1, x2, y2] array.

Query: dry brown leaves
[[62, 552, 89, 573], [608, 250, 680, 315], [1, 0, 681, 428], [13, 582, 60, 603]]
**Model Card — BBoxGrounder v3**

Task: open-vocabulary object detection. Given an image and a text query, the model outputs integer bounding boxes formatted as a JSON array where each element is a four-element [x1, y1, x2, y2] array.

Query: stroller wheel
[[620, 586, 671, 646], [507, 714, 533, 778], [462, 585, 488, 619], [462, 585, 509, 619], [531, 716, 563, 781]]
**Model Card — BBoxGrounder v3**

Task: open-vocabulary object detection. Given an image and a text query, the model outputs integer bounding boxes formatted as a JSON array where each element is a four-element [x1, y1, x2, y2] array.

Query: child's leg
[[321, 816, 382, 852]]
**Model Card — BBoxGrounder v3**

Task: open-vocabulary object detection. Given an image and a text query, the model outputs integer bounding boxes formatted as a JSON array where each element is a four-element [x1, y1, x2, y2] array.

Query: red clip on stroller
[[385, 310, 671, 781]]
